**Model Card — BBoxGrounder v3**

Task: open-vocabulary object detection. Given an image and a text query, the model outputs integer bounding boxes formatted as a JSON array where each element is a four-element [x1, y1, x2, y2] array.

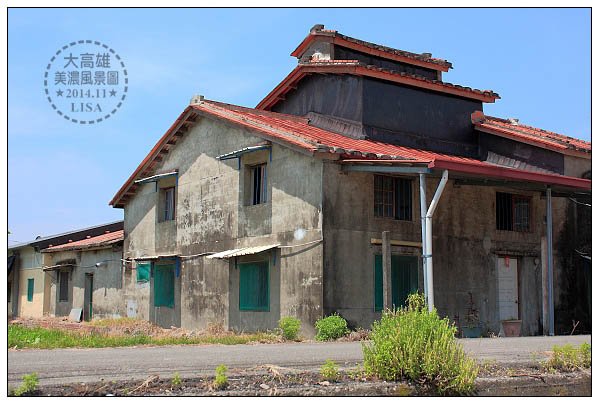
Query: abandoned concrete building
[[8, 221, 123, 319], [110, 25, 591, 336], [41, 229, 125, 321]]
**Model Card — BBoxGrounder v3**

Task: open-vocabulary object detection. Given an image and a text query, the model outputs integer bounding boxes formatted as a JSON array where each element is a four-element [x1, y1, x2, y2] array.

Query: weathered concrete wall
[[124, 117, 324, 335], [14, 247, 48, 318], [45, 246, 125, 319], [323, 163, 550, 335]]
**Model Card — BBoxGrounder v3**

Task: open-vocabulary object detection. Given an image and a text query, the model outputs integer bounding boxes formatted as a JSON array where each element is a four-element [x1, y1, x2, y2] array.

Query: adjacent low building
[[8, 221, 123, 319], [41, 229, 125, 321]]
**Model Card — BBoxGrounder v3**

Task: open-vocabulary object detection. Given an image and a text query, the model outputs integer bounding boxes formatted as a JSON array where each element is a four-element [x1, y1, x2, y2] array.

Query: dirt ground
[[9, 316, 276, 340], [18, 364, 591, 397]]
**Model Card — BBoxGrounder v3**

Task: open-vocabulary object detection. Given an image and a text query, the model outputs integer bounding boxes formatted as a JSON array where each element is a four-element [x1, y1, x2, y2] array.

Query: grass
[[8, 325, 279, 349], [543, 343, 591, 372]]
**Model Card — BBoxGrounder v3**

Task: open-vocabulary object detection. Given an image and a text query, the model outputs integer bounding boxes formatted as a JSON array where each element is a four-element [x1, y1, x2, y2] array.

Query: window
[[27, 278, 34, 302], [374, 175, 412, 221], [59, 271, 69, 302], [250, 164, 268, 205], [239, 261, 269, 311], [496, 192, 531, 232], [137, 262, 151, 283], [374, 255, 418, 311], [154, 263, 175, 308], [163, 187, 175, 221]]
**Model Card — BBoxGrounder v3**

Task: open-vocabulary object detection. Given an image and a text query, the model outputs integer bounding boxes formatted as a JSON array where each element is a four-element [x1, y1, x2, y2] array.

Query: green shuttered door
[[374, 255, 418, 311], [154, 263, 175, 308], [239, 261, 269, 311]]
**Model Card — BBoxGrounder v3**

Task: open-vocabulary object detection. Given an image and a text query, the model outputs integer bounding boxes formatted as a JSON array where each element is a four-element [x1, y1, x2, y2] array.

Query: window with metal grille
[[59, 271, 69, 302], [250, 164, 268, 205], [496, 192, 531, 232], [239, 261, 269, 311], [27, 278, 34, 302], [374, 175, 412, 221], [154, 263, 175, 308], [163, 187, 175, 221]]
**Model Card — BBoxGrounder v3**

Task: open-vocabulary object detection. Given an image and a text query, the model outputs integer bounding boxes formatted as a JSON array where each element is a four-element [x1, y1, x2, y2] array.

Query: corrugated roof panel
[[207, 244, 280, 259]]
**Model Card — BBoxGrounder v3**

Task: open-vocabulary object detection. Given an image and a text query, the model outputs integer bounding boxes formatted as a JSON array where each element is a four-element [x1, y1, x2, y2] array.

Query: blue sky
[[8, 8, 591, 244]]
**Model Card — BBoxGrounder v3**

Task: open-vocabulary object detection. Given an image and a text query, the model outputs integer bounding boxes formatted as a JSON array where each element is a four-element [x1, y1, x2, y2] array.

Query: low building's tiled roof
[[291, 27, 453, 71], [109, 100, 591, 208], [256, 61, 499, 111], [472, 111, 591, 157], [43, 230, 124, 252]]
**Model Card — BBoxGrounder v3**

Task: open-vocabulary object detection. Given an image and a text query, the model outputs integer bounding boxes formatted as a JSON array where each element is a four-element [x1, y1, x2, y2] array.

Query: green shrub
[[279, 316, 302, 341], [213, 364, 228, 390], [544, 343, 591, 372], [320, 359, 340, 382], [11, 372, 39, 396], [315, 313, 349, 341], [171, 372, 182, 388], [362, 293, 478, 395]]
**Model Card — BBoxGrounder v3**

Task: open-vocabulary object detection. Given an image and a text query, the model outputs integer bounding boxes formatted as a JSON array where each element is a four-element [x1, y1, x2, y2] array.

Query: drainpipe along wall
[[419, 174, 428, 299], [424, 170, 449, 312]]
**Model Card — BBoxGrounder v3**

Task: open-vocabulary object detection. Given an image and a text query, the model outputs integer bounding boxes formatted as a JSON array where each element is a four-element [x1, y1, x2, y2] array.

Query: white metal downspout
[[425, 170, 449, 312], [419, 174, 428, 299]]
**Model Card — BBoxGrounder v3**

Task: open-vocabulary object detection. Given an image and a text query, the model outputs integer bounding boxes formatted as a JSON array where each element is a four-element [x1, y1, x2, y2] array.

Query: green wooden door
[[374, 255, 419, 310]]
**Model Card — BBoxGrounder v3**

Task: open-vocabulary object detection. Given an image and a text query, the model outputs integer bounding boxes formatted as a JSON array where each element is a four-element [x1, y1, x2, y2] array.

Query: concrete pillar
[[546, 187, 555, 336], [382, 231, 392, 310], [541, 235, 549, 335]]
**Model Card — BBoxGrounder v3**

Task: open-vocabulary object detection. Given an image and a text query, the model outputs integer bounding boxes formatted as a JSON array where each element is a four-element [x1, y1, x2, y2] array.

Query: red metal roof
[[109, 100, 591, 208], [256, 61, 499, 111], [472, 111, 591, 157], [290, 28, 452, 71], [43, 230, 124, 252]]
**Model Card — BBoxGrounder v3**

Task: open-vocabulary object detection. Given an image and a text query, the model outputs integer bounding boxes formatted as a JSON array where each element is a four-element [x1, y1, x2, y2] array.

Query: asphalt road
[[7, 334, 591, 387]]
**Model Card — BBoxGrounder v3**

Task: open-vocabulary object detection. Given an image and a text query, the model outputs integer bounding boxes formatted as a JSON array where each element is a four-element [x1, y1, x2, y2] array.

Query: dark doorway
[[83, 274, 93, 321]]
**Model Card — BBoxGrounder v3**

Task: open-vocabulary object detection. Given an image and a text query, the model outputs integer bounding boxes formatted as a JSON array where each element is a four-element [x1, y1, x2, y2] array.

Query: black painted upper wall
[[334, 46, 439, 80], [272, 74, 364, 122], [273, 73, 483, 157], [362, 78, 482, 156], [478, 131, 564, 174]]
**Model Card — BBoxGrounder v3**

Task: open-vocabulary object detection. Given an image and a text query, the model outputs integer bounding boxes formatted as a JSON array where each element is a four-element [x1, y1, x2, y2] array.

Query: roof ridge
[[203, 99, 309, 123], [483, 114, 591, 145], [297, 61, 499, 97], [334, 31, 452, 67]]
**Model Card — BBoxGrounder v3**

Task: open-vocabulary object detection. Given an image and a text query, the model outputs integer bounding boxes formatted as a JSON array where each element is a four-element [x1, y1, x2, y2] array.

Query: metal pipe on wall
[[419, 174, 428, 299], [547, 186, 555, 336], [424, 170, 449, 312]]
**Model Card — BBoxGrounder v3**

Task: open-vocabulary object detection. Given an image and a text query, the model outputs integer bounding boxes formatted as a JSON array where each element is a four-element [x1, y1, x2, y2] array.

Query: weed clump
[[213, 364, 228, 390], [362, 293, 478, 395], [320, 359, 340, 382], [171, 372, 182, 388], [543, 343, 591, 372], [315, 313, 349, 341], [278, 316, 301, 341], [11, 372, 39, 396]]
